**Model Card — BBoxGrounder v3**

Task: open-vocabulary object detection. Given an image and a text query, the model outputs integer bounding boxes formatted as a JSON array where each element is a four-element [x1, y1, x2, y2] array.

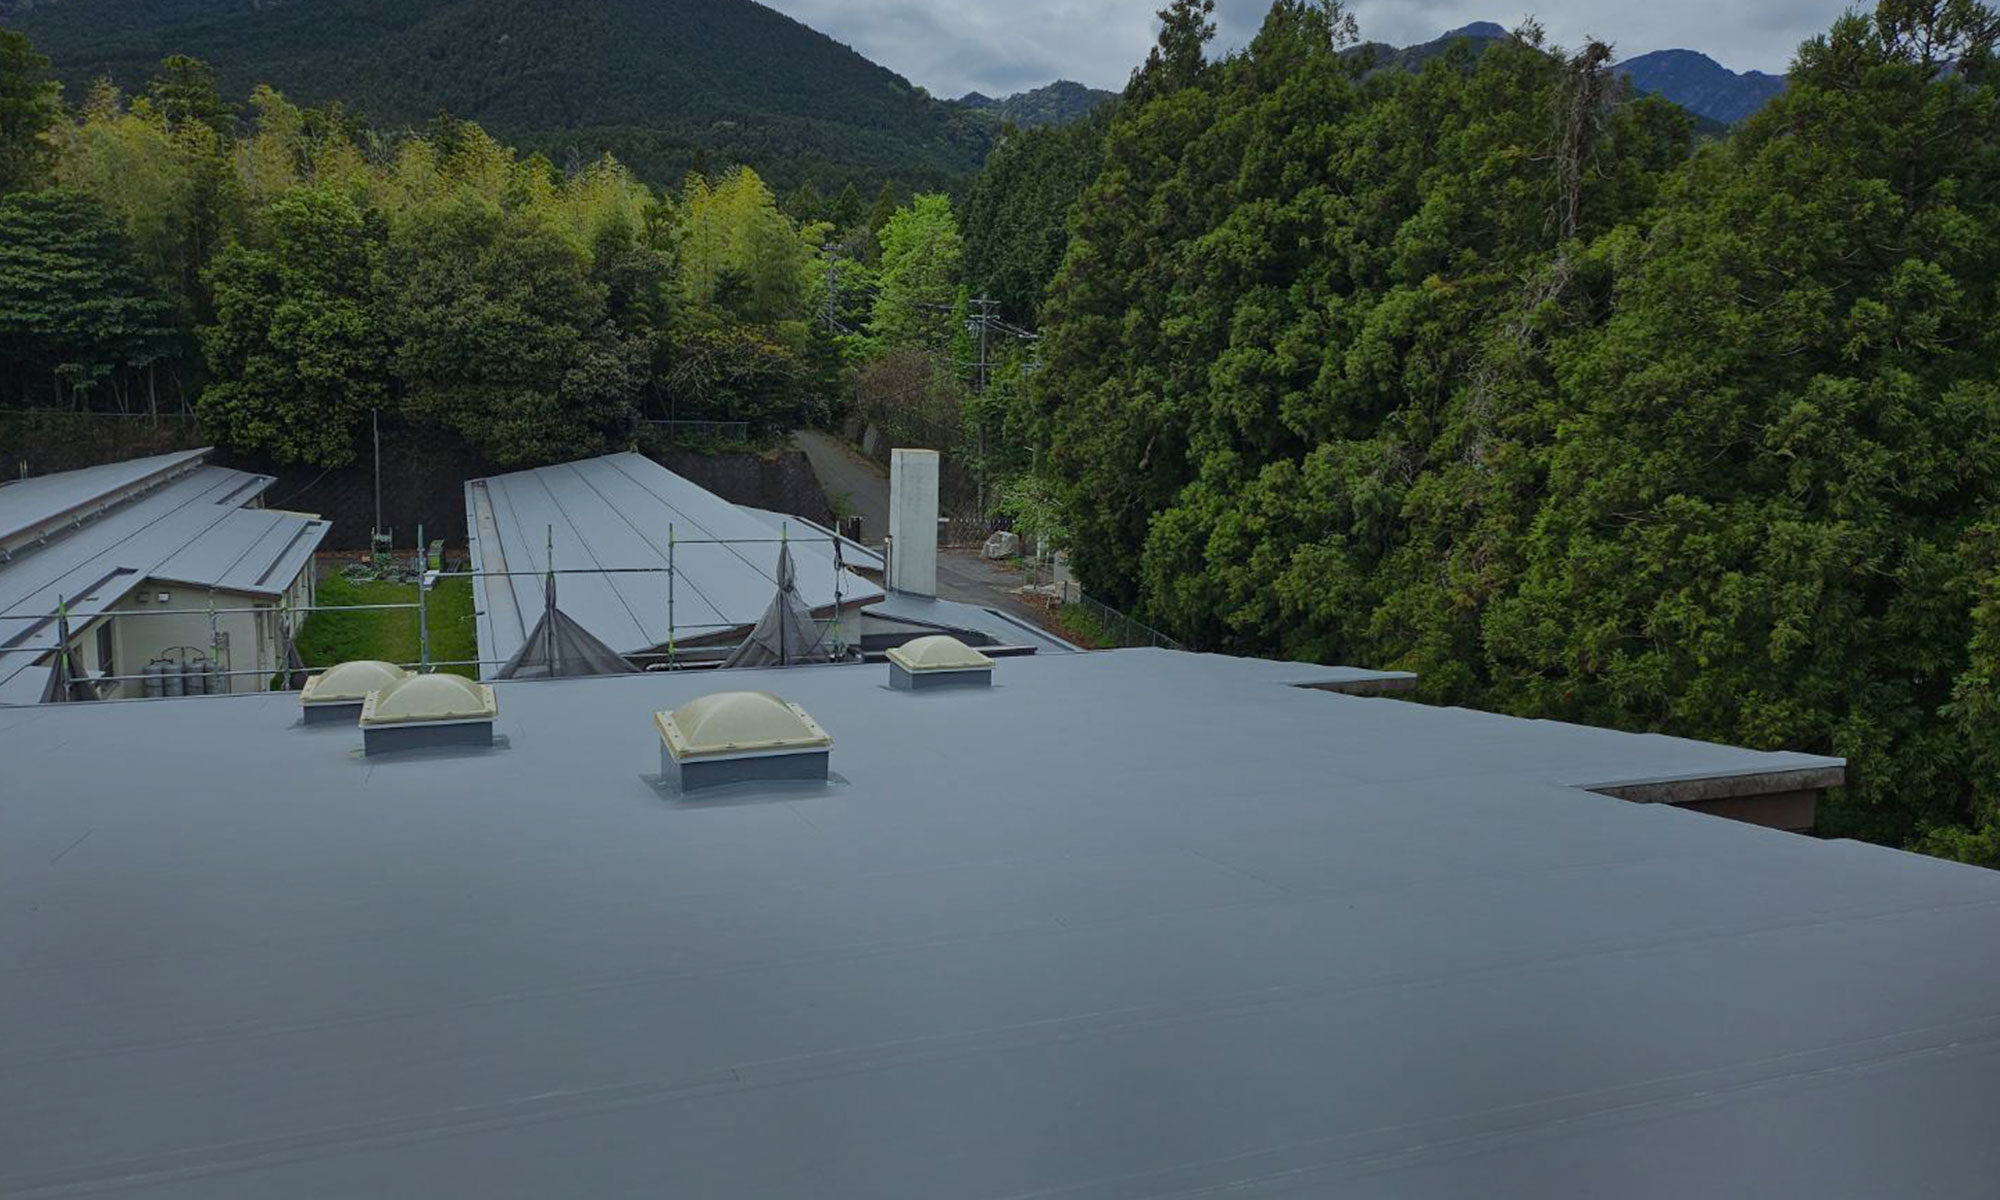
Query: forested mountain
[[0, 0, 992, 191], [1616, 49, 1788, 124], [958, 81, 1118, 128], [1351, 20, 1510, 73], [1356, 20, 1782, 126]]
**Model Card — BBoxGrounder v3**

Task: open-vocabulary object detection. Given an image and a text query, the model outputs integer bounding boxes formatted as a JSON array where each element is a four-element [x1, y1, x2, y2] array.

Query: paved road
[[792, 430, 890, 549]]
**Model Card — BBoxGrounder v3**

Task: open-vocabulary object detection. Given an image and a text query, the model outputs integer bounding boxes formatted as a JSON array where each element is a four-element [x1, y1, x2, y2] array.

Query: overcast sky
[[759, 0, 1857, 98]]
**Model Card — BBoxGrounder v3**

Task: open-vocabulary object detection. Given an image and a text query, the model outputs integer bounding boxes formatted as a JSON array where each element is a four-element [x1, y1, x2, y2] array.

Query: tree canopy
[[1023, 0, 2000, 863], [0, 27, 61, 192], [870, 193, 964, 353], [1, 46, 835, 452]]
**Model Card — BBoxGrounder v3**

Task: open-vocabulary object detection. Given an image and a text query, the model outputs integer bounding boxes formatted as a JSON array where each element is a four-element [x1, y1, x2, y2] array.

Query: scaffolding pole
[[416, 523, 430, 672]]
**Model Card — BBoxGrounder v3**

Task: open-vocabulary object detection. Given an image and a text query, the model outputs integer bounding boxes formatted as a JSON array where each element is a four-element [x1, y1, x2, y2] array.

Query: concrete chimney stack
[[888, 448, 939, 597]]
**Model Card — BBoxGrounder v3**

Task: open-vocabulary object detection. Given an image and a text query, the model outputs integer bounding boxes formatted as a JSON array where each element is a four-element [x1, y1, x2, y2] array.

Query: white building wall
[[61, 560, 313, 699]]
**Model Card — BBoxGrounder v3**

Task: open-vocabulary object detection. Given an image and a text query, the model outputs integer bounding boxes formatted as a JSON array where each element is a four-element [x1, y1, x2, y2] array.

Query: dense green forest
[[0, 0, 994, 193], [1012, 0, 2000, 865], [0, 30, 992, 467]]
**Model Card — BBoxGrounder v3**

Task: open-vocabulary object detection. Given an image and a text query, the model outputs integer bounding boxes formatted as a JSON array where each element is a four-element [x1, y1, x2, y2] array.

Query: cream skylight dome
[[300, 660, 408, 705], [359, 673, 498, 726], [655, 691, 832, 761], [886, 635, 994, 674]]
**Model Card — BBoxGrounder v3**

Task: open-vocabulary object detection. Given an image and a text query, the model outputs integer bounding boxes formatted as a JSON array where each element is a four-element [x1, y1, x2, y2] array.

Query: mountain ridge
[[0, 0, 994, 190], [1354, 20, 1788, 126], [1613, 47, 1789, 125], [957, 80, 1118, 128]]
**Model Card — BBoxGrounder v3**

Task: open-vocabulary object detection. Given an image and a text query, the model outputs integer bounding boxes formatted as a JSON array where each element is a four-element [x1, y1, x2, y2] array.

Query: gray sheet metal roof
[[0, 447, 210, 547], [150, 506, 328, 594], [466, 453, 883, 671], [3, 648, 1995, 1197], [0, 462, 326, 705], [866, 589, 1081, 653], [739, 504, 885, 571]]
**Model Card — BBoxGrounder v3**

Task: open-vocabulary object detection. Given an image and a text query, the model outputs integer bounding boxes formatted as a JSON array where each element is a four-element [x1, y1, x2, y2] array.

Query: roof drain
[[886, 635, 994, 690], [656, 691, 832, 791], [359, 674, 498, 754], [300, 660, 409, 725]]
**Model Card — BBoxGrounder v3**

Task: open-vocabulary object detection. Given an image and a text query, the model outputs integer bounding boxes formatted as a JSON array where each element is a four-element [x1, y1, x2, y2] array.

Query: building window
[[96, 622, 114, 679]]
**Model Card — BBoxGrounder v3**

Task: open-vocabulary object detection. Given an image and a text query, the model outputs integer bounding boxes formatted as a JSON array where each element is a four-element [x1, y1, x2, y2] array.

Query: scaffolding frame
[[1, 524, 865, 698]]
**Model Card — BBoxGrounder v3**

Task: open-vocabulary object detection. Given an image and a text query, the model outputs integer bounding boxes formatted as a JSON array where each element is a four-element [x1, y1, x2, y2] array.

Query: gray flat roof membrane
[[0, 649, 1994, 1198]]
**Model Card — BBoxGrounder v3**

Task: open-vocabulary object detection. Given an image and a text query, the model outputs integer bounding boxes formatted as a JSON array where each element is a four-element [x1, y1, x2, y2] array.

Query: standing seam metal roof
[[467, 453, 882, 671], [0, 447, 210, 547], [738, 505, 885, 571]]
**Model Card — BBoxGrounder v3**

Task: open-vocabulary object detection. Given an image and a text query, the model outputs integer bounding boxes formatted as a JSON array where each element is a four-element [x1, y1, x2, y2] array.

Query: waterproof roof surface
[[3, 648, 1995, 1197], [467, 454, 882, 673], [0, 458, 328, 706]]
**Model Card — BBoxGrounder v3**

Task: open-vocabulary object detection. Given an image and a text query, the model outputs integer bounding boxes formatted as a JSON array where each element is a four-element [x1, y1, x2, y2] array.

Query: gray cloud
[[759, 0, 1855, 97]]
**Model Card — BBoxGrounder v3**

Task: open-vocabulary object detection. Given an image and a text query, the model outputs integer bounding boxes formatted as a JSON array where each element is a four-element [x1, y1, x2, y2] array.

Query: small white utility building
[[0, 448, 329, 704]]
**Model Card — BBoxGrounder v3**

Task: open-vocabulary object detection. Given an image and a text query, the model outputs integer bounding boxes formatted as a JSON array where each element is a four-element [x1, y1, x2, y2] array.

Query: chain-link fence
[[1053, 590, 1184, 651]]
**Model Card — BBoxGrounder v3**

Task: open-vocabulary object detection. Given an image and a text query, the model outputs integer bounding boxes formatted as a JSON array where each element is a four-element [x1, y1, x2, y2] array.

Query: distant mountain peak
[[1631, 47, 1723, 66], [1615, 48, 1788, 125], [1350, 22, 1787, 128], [957, 80, 1117, 128]]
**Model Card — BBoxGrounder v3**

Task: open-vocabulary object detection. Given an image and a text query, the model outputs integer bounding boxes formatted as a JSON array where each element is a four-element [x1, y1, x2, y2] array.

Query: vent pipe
[[888, 448, 938, 597]]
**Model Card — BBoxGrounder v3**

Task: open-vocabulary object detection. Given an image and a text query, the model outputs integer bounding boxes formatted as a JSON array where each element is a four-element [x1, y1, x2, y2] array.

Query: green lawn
[[294, 572, 480, 678]]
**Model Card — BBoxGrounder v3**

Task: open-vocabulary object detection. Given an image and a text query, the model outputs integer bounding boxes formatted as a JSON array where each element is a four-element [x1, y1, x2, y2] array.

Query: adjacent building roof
[[865, 589, 1081, 654], [0, 453, 329, 706], [4, 648, 1994, 1197], [466, 453, 883, 673], [0, 447, 210, 552], [738, 505, 885, 572]]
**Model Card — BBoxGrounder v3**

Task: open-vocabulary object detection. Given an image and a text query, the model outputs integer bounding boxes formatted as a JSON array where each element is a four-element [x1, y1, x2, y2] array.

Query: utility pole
[[969, 295, 997, 521], [371, 407, 382, 542], [822, 242, 841, 335], [971, 294, 996, 393]]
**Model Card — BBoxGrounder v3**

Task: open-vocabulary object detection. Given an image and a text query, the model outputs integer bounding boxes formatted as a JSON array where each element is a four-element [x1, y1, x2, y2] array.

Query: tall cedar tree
[[0, 29, 63, 191], [0, 190, 174, 407]]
